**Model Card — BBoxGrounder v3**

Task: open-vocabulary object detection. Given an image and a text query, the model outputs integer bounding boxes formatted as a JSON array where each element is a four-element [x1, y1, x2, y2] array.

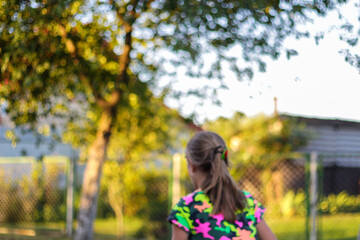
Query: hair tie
[[221, 149, 228, 161], [214, 146, 228, 161]]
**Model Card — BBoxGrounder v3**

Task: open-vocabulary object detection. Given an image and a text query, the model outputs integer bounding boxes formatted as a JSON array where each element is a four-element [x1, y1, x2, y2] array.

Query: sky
[[165, 0, 360, 124]]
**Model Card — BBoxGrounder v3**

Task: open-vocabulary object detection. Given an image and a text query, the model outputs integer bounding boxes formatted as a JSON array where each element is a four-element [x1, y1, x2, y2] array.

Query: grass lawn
[[266, 215, 307, 240], [93, 217, 144, 236], [267, 213, 360, 240], [0, 213, 359, 240], [318, 214, 360, 240], [0, 217, 158, 240]]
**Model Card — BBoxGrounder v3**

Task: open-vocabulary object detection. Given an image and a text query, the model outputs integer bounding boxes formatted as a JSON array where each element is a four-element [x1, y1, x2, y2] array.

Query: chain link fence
[[0, 156, 68, 237], [315, 154, 360, 240], [238, 158, 307, 216], [237, 158, 308, 240], [88, 159, 171, 240], [236, 153, 360, 240], [0, 156, 172, 240], [0, 153, 359, 240]]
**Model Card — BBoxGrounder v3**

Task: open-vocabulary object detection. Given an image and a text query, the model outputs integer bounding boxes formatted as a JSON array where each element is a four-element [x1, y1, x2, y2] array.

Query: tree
[[0, 1, 345, 239], [98, 97, 189, 238], [204, 113, 309, 208], [101, 160, 170, 239], [336, 1, 360, 72]]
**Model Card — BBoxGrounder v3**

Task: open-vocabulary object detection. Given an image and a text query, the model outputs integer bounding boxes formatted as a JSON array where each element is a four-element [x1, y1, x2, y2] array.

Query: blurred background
[[1, 112, 359, 240], [1, 0, 360, 239]]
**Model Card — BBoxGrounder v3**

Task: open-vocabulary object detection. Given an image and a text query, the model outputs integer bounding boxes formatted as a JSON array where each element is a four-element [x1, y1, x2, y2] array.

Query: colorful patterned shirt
[[168, 190, 266, 240]]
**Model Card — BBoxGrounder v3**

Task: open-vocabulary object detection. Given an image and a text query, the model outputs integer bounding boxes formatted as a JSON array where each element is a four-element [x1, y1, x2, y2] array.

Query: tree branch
[[107, 0, 141, 107], [79, 75, 109, 108], [57, 23, 109, 108]]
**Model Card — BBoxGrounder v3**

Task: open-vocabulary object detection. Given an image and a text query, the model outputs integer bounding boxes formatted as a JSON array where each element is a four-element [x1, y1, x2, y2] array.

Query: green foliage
[[0, 0, 347, 131], [62, 80, 180, 162], [267, 190, 360, 218], [320, 191, 360, 214], [136, 170, 169, 240], [0, 0, 348, 237], [100, 160, 169, 239], [205, 113, 309, 176], [266, 190, 307, 218], [205, 113, 309, 208], [0, 169, 26, 223], [0, 159, 66, 224], [31, 159, 66, 222]]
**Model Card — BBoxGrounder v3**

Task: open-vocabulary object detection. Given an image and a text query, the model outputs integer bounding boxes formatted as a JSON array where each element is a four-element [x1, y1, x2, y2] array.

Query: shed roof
[[281, 114, 360, 167]]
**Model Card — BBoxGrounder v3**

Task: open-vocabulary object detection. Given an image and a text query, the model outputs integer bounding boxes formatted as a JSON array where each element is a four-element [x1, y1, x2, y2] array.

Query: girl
[[168, 131, 277, 240]]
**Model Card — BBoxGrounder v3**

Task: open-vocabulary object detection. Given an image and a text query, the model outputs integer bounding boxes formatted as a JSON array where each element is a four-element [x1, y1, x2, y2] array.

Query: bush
[[320, 191, 360, 214], [281, 190, 307, 217], [0, 169, 29, 223], [267, 190, 360, 217], [0, 185, 26, 223], [266, 190, 307, 218], [0, 161, 66, 224]]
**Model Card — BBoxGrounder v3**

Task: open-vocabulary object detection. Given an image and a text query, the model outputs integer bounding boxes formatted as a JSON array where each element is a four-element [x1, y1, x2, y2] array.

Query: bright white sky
[[165, 0, 360, 124]]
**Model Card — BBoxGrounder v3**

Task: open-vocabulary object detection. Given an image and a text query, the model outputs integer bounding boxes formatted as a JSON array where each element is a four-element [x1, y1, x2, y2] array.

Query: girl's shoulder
[[236, 190, 266, 224], [242, 190, 252, 197], [241, 190, 257, 204], [180, 189, 208, 206]]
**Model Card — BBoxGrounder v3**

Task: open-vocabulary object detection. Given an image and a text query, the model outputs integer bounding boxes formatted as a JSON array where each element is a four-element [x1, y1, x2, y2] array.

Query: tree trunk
[[108, 182, 124, 237], [75, 109, 114, 240]]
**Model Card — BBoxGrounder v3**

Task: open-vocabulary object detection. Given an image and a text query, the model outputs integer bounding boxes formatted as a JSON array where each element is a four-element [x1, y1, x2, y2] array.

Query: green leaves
[[205, 113, 309, 175], [0, 2, 350, 238], [0, 0, 343, 160], [286, 49, 298, 60], [1, 0, 346, 130]]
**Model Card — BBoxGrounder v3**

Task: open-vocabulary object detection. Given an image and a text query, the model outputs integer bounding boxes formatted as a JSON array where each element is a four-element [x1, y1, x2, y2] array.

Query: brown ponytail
[[186, 131, 246, 222]]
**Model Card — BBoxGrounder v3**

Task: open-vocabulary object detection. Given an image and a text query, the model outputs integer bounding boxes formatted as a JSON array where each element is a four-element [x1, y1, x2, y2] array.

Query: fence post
[[167, 156, 173, 240], [172, 153, 181, 207], [317, 155, 324, 240], [310, 152, 318, 240], [305, 153, 310, 240], [35, 156, 45, 222], [66, 157, 75, 238]]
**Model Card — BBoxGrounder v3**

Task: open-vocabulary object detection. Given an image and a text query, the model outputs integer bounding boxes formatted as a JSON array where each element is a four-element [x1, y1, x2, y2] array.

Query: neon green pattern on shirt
[[168, 190, 266, 240]]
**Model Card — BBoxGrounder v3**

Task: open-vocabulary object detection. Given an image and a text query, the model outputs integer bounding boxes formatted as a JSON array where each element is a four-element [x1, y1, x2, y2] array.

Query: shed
[[285, 115, 360, 195]]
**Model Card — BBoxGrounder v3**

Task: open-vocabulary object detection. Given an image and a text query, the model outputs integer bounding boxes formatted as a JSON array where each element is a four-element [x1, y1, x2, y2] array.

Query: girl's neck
[[193, 171, 207, 189]]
